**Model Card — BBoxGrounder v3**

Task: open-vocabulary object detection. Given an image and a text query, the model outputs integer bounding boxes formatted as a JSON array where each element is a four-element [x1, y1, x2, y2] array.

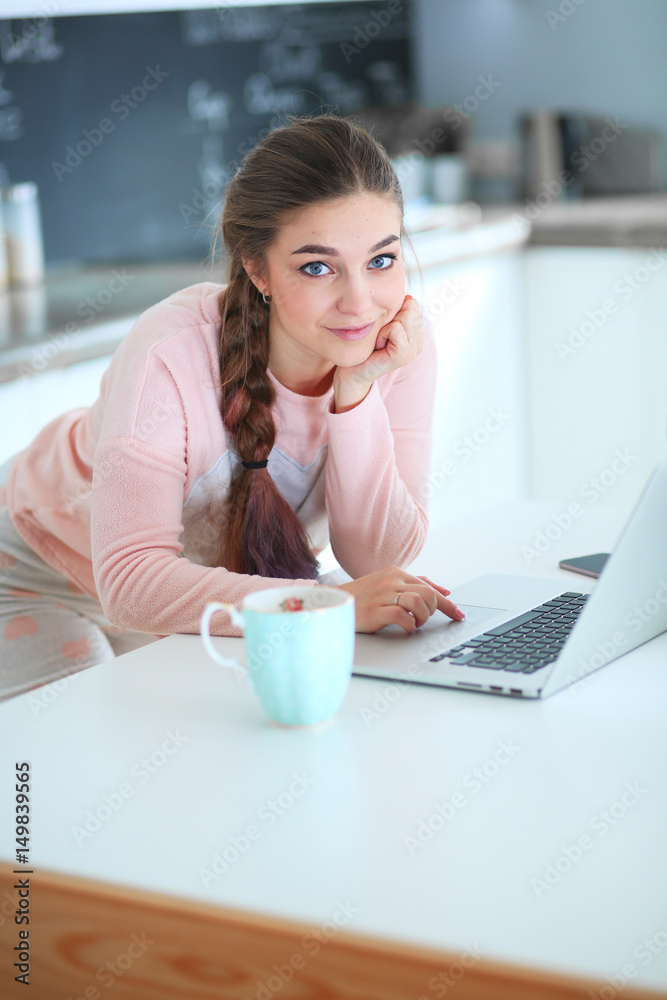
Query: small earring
[[262, 289, 272, 304]]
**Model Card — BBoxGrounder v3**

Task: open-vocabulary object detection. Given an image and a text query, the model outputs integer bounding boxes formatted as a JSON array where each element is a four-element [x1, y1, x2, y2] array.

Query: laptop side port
[[489, 685, 503, 692], [509, 688, 523, 696], [457, 681, 483, 689]]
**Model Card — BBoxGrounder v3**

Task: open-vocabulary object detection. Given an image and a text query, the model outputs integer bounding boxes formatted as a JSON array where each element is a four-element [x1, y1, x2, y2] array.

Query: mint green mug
[[200, 586, 355, 726]]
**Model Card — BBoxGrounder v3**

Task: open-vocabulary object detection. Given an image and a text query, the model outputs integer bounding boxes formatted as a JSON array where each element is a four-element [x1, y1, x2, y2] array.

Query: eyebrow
[[290, 234, 400, 256]]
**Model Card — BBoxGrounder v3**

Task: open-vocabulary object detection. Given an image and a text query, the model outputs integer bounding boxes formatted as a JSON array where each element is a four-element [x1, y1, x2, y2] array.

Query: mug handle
[[200, 602, 247, 679]]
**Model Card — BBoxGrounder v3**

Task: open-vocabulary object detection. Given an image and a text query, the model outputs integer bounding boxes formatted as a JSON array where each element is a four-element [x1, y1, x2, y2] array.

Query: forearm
[[325, 382, 429, 578], [333, 376, 372, 414], [96, 551, 320, 636], [326, 462, 428, 577], [90, 437, 319, 636]]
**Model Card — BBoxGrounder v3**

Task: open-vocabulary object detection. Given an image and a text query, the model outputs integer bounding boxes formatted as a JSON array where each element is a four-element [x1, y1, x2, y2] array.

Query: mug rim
[[242, 585, 354, 615]]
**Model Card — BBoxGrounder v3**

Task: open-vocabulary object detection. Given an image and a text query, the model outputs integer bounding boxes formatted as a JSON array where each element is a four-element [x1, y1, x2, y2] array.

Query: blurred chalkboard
[[0, 3, 413, 264]]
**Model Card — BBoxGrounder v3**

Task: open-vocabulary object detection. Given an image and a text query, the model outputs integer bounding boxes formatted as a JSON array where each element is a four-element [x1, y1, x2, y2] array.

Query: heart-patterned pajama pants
[[0, 453, 162, 703]]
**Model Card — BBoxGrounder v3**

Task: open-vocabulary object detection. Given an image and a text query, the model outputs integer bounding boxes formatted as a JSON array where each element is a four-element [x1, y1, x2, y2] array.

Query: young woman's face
[[247, 191, 406, 393]]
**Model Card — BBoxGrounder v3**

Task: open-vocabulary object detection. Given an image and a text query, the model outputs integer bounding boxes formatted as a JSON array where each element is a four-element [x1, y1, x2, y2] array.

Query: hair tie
[[242, 459, 268, 469]]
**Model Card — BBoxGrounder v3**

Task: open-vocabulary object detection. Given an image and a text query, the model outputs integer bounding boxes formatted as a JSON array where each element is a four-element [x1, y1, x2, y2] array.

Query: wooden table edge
[[1, 860, 664, 999]]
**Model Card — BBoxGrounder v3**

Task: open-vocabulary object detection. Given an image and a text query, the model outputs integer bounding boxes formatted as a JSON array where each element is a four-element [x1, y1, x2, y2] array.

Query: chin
[[336, 343, 376, 364]]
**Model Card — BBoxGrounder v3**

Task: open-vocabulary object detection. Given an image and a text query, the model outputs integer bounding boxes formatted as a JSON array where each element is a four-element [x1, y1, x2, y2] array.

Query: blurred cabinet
[[0, 353, 115, 466], [525, 246, 667, 514], [418, 248, 529, 530]]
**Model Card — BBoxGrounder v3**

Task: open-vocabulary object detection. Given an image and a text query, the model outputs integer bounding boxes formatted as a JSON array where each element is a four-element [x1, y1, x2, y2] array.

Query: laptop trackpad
[[435, 602, 507, 638], [352, 603, 509, 677], [376, 603, 508, 639]]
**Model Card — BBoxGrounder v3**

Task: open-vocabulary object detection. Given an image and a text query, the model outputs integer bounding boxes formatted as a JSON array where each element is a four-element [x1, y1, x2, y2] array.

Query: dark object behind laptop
[[558, 553, 610, 579]]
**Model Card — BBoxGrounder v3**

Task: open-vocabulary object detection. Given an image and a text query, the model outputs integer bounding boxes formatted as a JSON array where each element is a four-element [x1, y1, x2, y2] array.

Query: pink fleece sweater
[[6, 282, 437, 637]]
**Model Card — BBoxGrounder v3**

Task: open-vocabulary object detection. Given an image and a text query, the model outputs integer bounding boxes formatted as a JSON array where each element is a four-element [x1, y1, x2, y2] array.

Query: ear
[[242, 258, 265, 295]]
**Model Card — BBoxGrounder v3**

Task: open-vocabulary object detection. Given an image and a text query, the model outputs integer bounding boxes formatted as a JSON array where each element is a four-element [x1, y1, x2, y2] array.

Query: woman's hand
[[333, 566, 465, 634], [333, 294, 424, 395]]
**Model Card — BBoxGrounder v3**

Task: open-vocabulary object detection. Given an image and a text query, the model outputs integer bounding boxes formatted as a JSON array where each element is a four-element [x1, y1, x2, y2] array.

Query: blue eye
[[369, 253, 397, 270], [299, 261, 332, 277], [299, 253, 396, 278]]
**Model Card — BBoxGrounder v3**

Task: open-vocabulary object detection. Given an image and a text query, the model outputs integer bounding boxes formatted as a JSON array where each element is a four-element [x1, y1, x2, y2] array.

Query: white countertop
[[2, 499, 666, 992], [504, 192, 667, 247]]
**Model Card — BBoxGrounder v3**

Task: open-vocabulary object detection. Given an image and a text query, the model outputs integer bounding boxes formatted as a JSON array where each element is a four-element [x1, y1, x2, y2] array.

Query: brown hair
[[208, 112, 413, 579]]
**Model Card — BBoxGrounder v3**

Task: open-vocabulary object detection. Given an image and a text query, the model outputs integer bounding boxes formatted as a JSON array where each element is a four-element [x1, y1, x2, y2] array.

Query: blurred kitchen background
[[0, 0, 666, 551]]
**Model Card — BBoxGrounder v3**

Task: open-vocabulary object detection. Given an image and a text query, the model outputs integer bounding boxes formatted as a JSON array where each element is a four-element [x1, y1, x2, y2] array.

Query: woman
[[0, 113, 464, 701]]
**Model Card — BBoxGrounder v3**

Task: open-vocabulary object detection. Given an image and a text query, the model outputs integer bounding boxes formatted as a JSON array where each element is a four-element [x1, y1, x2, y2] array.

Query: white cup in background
[[392, 154, 428, 205], [1, 182, 45, 287], [431, 154, 469, 204]]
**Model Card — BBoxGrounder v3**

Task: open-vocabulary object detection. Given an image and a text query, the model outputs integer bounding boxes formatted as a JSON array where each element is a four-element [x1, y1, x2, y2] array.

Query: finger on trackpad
[[432, 603, 507, 634], [380, 603, 507, 637]]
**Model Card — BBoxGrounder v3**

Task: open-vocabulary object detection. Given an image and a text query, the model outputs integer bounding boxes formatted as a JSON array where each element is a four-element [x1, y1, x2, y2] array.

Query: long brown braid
[[207, 112, 412, 578]]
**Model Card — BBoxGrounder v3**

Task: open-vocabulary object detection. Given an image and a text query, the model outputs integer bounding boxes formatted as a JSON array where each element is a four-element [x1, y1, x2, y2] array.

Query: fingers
[[368, 297, 422, 370], [412, 576, 465, 622], [440, 597, 466, 621], [349, 567, 463, 635], [394, 592, 432, 629], [387, 296, 421, 337], [417, 575, 451, 598], [398, 293, 417, 314], [399, 294, 423, 326]]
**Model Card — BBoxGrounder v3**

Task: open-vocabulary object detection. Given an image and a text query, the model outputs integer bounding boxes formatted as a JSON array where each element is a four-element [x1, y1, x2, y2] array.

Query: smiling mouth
[[328, 322, 375, 341], [329, 323, 374, 332]]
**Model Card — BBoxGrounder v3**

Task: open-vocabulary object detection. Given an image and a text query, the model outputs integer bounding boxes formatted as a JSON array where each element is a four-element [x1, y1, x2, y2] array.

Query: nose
[[335, 272, 374, 319]]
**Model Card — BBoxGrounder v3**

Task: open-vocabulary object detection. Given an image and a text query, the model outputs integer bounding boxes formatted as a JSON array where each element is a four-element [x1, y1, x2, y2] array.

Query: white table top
[[2, 500, 666, 991]]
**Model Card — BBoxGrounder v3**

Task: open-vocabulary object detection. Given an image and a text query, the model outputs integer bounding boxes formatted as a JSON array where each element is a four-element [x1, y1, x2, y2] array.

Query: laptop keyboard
[[429, 592, 590, 675]]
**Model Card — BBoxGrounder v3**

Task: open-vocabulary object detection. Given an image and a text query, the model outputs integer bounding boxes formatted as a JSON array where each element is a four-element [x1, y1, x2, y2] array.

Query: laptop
[[353, 456, 667, 698]]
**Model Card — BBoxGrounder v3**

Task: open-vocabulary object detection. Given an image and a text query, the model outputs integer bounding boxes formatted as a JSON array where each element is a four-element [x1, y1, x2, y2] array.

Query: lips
[[328, 322, 375, 342]]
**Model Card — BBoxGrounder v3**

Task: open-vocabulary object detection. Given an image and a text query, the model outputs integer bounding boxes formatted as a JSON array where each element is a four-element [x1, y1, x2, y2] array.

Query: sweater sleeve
[[323, 312, 437, 579], [90, 355, 318, 638]]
